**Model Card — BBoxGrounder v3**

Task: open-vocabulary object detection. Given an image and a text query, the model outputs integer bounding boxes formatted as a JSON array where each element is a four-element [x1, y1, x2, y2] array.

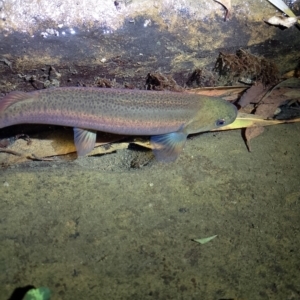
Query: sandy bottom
[[1, 123, 300, 300]]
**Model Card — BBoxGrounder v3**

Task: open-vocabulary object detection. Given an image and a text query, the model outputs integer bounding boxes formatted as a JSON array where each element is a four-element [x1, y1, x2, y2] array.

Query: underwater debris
[[279, 101, 300, 115], [243, 84, 300, 150], [145, 72, 184, 92], [244, 126, 265, 151], [17, 66, 61, 89], [48, 66, 61, 81], [193, 235, 217, 245], [214, 49, 279, 86], [114, 1, 121, 10], [258, 77, 300, 104], [130, 150, 154, 169], [29, 154, 56, 161], [186, 69, 203, 87], [186, 68, 216, 88], [238, 83, 267, 108], [267, 0, 300, 24], [0, 57, 13, 70], [275, 98, 300, 120], [0, 137, 12, 148], [235, 77, 300, 150], [214, 0, 231, 21], [94, 77, 113, 88], [265, 15, 300, 28], [0, 133, 31, 157], [0, 148, 22, 156], [0, 134, 31, 149]]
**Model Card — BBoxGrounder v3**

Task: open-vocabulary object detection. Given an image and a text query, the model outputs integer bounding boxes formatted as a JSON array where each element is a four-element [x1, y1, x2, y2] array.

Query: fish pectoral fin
[[150, 131, 187, 162], [73, 128, 97, 156]]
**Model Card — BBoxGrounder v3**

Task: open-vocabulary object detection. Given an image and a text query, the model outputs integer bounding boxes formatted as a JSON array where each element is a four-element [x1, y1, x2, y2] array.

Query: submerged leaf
[[235, 82, 300, 148], [0, 129, 127, 165], [193, 235, 217, 244], [266, 15, 299, 28], [273, 78, 300, 89], [213, 112, 300, 131], [188, 86, 247, 98], [267, 0, 299, 24], [283, 89, 300, 98], [245, 126, 265, 151], [238, 83, 267, 107]]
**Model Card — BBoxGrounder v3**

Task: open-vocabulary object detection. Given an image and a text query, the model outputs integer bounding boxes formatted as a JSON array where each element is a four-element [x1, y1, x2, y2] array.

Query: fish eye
[[215, 118, 226, 126]]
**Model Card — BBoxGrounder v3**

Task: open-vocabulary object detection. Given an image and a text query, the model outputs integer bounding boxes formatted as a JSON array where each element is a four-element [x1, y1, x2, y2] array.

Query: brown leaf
[[222, 83, 300, 149], [213, 112, 300, 131], [238, 83, 268, 107], [283, 89, 300, 99], [244, 87, 295, 149], [260, 78, 300, 104], [256, 88, 290, 118], [245, 127, 265, 151], [0, 130, 126, 166], [187, 86, 246, 98]]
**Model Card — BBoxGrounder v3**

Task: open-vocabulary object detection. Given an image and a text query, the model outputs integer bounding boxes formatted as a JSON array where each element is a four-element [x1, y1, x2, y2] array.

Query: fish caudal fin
[[150, 130, 187, 162], [0, 91, 29, 112], [73, 128, 97, 156]]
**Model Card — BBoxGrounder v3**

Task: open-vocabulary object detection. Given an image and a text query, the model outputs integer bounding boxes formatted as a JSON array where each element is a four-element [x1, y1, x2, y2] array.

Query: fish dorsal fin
[[73, 128, 97, 156], [150, 129, 187, 163], [0, 91, 29, 111]]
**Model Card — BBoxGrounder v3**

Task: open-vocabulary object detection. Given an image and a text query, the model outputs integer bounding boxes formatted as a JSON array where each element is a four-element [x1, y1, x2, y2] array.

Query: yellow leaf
[[212, 113, 300, 131]]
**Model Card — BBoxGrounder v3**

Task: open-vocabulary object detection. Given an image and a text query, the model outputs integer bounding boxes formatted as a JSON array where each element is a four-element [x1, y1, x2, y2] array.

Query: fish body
[[0, 87, 237, 161]]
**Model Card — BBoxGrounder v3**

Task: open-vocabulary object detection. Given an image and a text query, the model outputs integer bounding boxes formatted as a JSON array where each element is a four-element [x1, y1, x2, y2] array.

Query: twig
[[15, 134, 32, 145], [0, 148, 22, 156], [28, 154, 56, 161]]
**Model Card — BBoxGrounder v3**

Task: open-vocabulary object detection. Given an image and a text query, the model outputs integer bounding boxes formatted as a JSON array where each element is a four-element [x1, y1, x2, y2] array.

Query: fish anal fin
[[150, 130, 187, 162], [73, 128, 97, 156]]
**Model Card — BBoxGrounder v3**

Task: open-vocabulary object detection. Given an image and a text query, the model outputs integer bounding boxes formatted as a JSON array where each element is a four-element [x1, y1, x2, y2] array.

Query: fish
[[0, 87, 237, 161]]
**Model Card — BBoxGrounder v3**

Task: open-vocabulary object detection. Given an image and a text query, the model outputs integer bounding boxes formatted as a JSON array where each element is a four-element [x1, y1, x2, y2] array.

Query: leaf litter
[[237, 78, 300, 150]]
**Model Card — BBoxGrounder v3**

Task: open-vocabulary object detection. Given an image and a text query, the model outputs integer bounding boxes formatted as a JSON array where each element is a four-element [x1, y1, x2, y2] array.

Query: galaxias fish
[[0, 87, 237, 161]]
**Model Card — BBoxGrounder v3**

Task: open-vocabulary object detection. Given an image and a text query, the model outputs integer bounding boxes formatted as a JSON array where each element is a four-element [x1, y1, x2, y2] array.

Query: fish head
[[186, 97, 237, 134]]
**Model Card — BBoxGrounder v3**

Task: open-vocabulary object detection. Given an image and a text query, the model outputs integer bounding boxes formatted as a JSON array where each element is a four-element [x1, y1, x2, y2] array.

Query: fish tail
[[0, 91, 30, 112]]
